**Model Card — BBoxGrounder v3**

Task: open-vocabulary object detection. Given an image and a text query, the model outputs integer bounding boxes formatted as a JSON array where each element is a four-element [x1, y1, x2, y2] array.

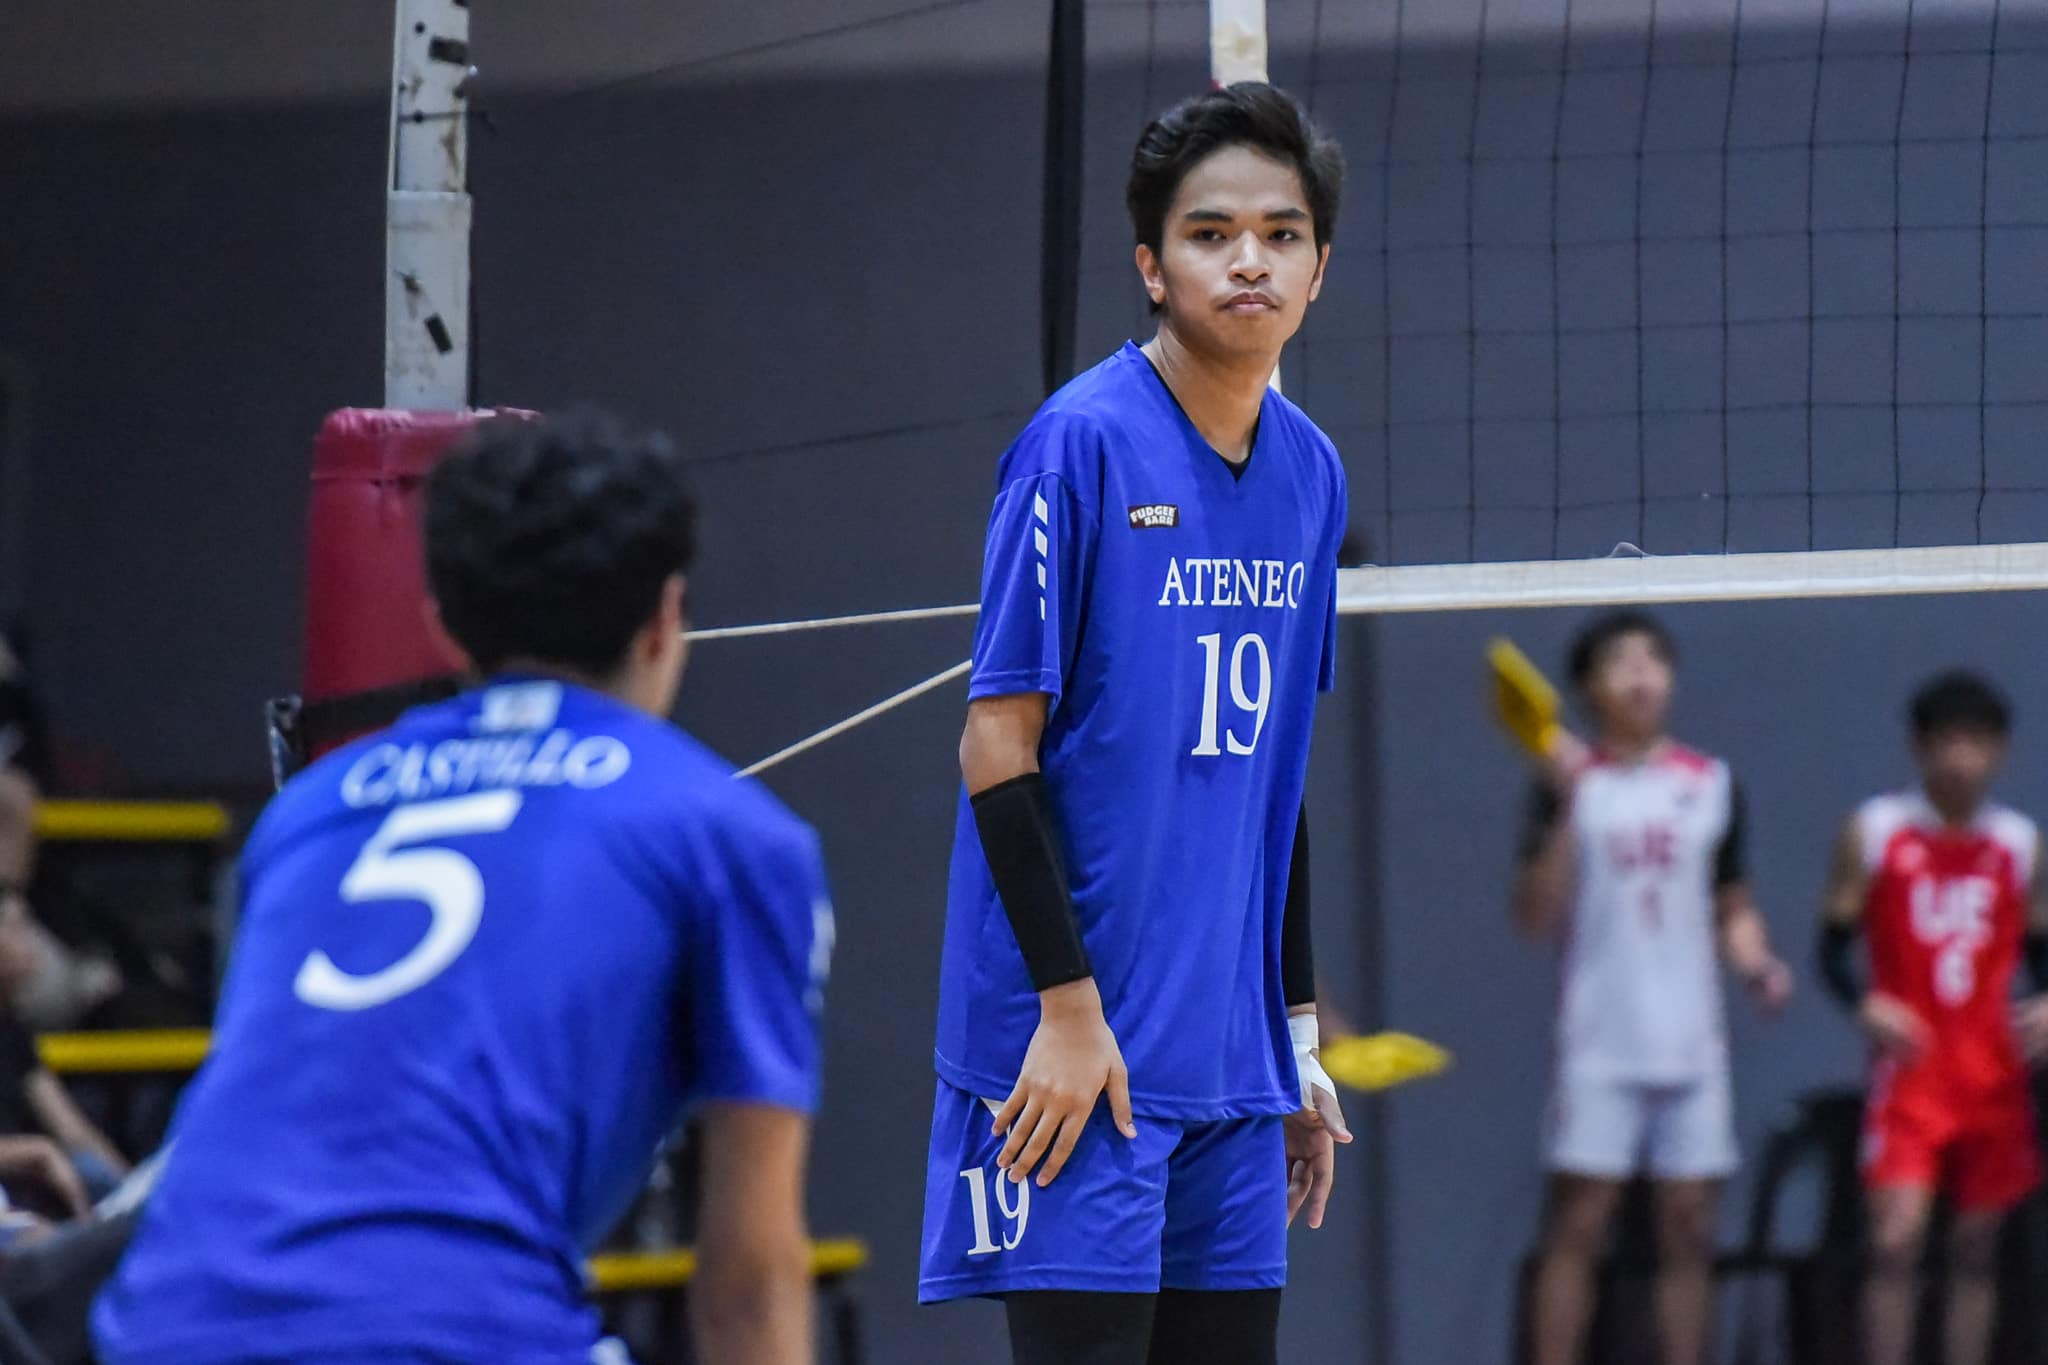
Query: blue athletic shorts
[[918, 1079, 1288, 1302]]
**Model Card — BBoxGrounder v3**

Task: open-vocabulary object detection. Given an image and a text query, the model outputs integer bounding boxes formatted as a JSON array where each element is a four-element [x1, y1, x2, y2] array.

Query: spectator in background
[[0, 627, 121, 1033], [0, 625, 46, 917], [0, 890, 126, 1219], [0, 626, 51, 790], [0, 628, 130, 1211], [0, 858, 155, 1365]]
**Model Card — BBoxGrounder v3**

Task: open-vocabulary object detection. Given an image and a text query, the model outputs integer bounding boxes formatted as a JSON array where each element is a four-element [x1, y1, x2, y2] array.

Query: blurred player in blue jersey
[[919, 84, 1350, 1364], [93, 412, 833, 1364]]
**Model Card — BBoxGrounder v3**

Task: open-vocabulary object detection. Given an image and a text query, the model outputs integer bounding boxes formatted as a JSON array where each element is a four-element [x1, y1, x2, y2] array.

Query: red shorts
[[1862, 1064, 2042, 1212]]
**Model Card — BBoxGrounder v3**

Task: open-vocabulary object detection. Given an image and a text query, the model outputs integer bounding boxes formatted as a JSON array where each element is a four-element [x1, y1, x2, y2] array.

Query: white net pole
[[1208, 0, 1283, 394], [1209, 0, 1269, 86], [386, 0, 474, 410]]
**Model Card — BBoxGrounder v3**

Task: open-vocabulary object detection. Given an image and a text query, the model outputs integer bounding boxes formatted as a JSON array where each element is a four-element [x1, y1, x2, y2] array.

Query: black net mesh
[[1100, 0, 2048, 568]]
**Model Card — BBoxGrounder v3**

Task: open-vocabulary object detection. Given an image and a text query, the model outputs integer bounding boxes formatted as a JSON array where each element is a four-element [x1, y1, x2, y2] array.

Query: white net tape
[[716, 541, 2048, 775], [1335, 542, 2048, 614]]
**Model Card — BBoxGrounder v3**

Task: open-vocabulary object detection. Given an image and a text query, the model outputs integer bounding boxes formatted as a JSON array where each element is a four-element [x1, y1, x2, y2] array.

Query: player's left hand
[[1285, 1015, 1353, 1229], [1284, 1103, 1345, 1229], [2015, 995, 2048, 1061], [1743, 955, 1794, 1016]]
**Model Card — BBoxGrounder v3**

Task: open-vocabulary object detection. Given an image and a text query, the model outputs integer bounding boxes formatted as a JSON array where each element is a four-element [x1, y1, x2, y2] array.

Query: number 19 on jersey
[[1193, 632, 1272, 757]]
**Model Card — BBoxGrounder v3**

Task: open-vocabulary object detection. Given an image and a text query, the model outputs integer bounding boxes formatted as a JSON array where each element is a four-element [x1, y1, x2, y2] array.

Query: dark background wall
[[4, 0, 2046, 1360]]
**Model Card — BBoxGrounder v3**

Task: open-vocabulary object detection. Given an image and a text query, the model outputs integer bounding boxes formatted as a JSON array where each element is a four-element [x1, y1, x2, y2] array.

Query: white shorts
[[1545, 1067, 1738, 1181]]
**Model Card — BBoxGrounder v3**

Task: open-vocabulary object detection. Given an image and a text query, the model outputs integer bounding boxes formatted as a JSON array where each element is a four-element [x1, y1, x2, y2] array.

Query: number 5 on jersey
[[295, 790, 523, 1012], [1193, 631, 1272, 757]]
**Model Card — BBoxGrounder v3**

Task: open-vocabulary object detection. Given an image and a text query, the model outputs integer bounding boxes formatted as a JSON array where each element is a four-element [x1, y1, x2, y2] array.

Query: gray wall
[[6, 0, 2048, 1360]]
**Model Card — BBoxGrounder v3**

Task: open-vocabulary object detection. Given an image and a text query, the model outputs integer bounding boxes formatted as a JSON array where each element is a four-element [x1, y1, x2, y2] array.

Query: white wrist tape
[[1289, 1013, 1334, 1108]]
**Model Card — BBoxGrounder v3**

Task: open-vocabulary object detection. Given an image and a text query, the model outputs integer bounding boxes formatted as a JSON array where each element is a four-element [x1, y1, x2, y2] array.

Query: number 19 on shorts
[[1193, 631, 1271, 757], [960, 1165, 1031, 1256]]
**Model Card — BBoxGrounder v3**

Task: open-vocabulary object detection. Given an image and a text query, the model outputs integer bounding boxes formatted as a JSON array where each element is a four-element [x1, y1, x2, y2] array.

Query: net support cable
[[736, 660, 972, 779]]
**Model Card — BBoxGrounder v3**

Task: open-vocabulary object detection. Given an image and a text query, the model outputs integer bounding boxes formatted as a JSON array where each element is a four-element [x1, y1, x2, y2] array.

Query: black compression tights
[[1005, 1288, 1282, 1365]]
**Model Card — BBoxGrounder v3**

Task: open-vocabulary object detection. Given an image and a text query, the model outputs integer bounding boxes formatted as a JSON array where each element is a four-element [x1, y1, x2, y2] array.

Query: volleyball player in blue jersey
[[920, 84, 1351, 1364], [96, 412, 833, 1364]]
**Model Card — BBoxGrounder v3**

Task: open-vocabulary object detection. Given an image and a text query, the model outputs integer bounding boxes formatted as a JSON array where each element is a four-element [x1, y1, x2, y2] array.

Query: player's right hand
[[2014, 995, 2048, 1061], [8, 1137, 92, 1222], [1539, 727, 1591, 795], [1858, 991, 1931, 1063], [993, 977, 1137, 1188], [41, 1146, 91, 1221]]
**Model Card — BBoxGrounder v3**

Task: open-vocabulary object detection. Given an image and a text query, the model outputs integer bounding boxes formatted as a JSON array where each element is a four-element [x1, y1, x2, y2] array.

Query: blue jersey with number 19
[[94, 678, 833, 1365], [935, 342, 1347, 1120]]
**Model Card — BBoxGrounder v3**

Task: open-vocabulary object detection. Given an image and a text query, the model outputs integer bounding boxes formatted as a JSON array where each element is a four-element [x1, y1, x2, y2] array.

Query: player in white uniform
[[1514, 611, 1793, 1365]]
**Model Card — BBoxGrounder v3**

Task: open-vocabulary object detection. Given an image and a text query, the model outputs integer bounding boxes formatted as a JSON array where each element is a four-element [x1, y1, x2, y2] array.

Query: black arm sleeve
[[1818, 921, 1865, 1010], [2027, 931, 2048, 993], [1517, 781, 1563, 864], [1282, 805, 1314, 1008], [971, 772, 1093, 992], [1714, 780, 1749, 889]]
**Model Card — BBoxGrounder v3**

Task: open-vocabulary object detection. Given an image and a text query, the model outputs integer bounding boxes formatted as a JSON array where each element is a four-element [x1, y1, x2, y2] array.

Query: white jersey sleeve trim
[[1981, 805, 2040, 889], [1856, 793, 1918, 875]]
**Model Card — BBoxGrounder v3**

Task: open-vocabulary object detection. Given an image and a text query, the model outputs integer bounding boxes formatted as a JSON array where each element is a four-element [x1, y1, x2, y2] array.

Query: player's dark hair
[[424, 409, 697, 678], [1126, 82, 1345, 257], [1908, 669, 2011, 739], [1567, 610, 1677, 688]]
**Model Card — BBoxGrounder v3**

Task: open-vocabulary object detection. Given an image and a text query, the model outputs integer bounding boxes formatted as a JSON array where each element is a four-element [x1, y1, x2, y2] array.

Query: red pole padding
[[299, 407, 527, 759]]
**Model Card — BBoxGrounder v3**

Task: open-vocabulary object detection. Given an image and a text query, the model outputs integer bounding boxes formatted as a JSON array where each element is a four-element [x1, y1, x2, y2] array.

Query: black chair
[[0, 1210, 138, 1365], [1725, 1089, 1865, 1365], [1722, 1084, 2044, 1365]]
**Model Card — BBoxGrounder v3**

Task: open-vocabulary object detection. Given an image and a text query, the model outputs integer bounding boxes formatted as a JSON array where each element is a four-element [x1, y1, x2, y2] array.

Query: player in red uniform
[[1819, 671, 2048, 1365]]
